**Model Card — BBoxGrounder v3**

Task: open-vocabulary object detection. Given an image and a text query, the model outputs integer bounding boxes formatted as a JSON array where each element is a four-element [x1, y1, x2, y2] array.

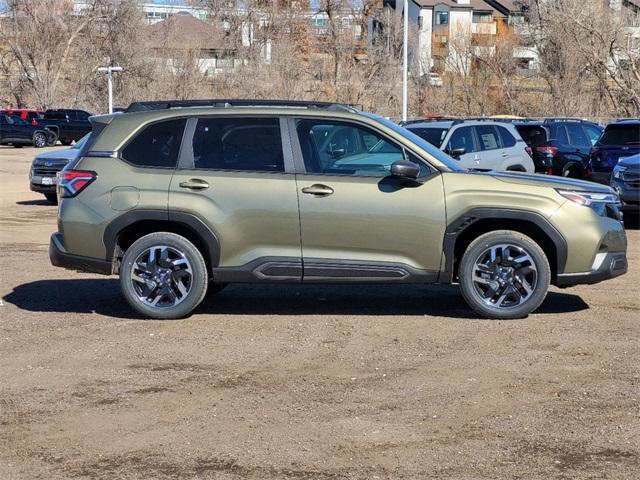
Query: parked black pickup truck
[[41, 109, 92, 145]]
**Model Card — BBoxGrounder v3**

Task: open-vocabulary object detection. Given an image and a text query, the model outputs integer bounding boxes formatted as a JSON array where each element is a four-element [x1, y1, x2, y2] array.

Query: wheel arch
[[441, 208, 567, 284], [104, 210, 220, 274]]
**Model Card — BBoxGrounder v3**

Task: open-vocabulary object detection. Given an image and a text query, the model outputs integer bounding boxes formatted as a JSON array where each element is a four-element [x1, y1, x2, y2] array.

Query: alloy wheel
[[34, 132, 46, 148], [130, 245, 193, 308], [471, 243, 538, 309]]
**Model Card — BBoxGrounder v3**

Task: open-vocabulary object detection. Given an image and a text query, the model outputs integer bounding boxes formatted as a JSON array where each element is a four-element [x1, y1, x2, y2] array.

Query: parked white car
[[402, 119, 535, 172]]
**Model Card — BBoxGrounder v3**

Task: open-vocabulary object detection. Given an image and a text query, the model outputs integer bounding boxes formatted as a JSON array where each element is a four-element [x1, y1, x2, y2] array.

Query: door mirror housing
[[390, 160, 420, 179], [449, 147, 466, 159]]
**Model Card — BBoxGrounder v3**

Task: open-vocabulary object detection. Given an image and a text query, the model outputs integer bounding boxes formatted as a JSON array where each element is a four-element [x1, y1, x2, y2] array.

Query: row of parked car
[[401, 116, 639, 212], [0, 108, 92, 147]]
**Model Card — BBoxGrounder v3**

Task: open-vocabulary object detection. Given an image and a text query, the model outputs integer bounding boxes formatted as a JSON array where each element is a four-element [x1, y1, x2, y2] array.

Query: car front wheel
[[458, 230, 550, 319], [120, 232, 208, 319]]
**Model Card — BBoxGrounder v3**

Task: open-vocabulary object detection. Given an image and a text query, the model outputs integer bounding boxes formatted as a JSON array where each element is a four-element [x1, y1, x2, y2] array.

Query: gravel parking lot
[[1, 145, 639, 480]]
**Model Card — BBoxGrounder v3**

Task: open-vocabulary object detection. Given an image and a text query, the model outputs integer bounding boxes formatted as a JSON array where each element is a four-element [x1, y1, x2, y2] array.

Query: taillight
[[525, 146, 533, 158], [535, 146, 558, 156], [57, 169, 97, 198]]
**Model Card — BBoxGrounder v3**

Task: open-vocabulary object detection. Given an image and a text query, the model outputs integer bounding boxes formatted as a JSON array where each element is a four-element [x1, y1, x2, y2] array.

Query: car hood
[[486, 170, 613, 193], [32, 148, 79, 164], [617, 153, 640, 168]]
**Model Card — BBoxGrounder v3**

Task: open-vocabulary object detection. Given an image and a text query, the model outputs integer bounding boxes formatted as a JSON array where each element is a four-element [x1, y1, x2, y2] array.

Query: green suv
[[50, 100, 628, 319]]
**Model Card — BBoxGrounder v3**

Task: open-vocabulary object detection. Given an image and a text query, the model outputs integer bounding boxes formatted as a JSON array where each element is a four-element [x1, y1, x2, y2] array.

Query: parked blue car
[[610, 153, 640, 214], [588, 119, 640, 184]]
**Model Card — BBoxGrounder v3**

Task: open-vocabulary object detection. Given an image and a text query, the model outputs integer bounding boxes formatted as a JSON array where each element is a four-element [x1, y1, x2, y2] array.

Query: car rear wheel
[[60, 140, 72, 146], [458, 230, 550, 319], [44, 193, 58, 204], [120, 232, 208, 319], [33, 132, 47, 148]]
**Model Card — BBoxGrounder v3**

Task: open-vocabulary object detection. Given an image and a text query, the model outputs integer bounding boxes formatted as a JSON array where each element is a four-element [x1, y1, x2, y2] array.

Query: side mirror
[[390, 160, 420, 179], [448, 147, 466, 159]]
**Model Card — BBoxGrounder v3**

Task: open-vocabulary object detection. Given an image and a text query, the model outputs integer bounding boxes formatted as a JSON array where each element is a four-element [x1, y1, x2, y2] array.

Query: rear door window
[[121, 118, 186, 168], [190, 117, 284, 172], [565, 123, 590, 148], [475, 125, 502, 151]]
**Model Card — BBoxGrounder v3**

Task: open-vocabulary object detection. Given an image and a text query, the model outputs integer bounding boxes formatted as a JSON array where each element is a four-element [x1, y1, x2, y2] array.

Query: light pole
[[402, 0, 408, 122], [97, 66, 123, 114]]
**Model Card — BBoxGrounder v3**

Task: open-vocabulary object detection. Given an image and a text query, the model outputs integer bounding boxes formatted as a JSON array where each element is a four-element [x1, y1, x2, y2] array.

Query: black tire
[[33, 132, 47, 148], [60, 139, 72, 146], [562, 162, 583, 179], [44, 193, 58, 204], [458, 230, 550, 319], [120, 232, 208, 319], [13, 144, 23, 148]]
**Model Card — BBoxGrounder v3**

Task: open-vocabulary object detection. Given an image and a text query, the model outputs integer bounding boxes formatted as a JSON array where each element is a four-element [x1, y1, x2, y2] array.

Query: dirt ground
[[0, 144, 638, 480]]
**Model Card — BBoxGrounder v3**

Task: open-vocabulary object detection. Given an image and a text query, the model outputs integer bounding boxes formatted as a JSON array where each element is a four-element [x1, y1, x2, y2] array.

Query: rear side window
[[599, 125, 640, 145], [496, 126, 517, 148], [565, 123, 590, 147], [191, 117, 284, 172], [475, 125, 501, 150], [122, 118, 186, 168], [516, 125, 547, 146]]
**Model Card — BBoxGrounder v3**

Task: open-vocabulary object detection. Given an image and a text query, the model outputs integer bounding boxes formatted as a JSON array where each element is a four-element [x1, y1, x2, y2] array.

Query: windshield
[[72, 133, 91, 150], [362, 113, 465, 171], [599, 125, 640, 146], [406, 127, 449, 147]]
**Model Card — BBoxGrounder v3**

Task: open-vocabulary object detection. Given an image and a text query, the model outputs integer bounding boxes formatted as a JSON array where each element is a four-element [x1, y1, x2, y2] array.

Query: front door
[[169, 116, 302, 281], [445, 125, 480, 169], [291, 118, 447, 282]]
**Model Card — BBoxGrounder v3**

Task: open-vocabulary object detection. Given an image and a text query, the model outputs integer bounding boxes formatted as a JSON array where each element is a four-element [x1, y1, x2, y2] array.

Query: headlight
[[557, 189, 621, 218], [613, 166, 626, 179]]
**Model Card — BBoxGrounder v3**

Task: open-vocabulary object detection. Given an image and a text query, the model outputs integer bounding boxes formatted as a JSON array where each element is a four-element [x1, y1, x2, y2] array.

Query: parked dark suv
[[589, 119, 640, 185], [0, 113, 57, 148], [42, 109, 93, 145], [511, 119, 603, 178]]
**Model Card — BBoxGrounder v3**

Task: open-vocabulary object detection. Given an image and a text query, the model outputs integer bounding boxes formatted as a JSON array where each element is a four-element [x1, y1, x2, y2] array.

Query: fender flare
[[103, 209, 220, 267], [440, 208, 568, 283]]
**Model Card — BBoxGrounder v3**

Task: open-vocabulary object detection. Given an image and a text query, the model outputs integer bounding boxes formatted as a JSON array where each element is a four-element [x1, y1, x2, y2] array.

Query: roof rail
[[125, 99, 360, 113], [543, 117, 587, 123], [400, 117, 459, 126]]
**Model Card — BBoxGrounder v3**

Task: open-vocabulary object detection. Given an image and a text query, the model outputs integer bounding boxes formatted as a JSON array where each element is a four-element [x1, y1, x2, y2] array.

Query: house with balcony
[[405, 0, 503, 75]]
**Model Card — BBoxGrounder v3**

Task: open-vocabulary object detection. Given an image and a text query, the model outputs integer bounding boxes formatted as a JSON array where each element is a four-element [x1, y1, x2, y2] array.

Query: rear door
[[169, 116, 301, 279], [565, 122, 591, 164], [474, 124, 504, 170]]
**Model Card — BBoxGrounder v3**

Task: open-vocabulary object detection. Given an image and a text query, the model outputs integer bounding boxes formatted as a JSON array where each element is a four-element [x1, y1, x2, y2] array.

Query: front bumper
[[50, 232, 113, 275], [556, 251, 627, 287], [30, 181, 57, 193]]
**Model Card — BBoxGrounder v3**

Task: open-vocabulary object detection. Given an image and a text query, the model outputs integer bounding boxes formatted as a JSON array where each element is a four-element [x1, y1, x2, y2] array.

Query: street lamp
[[402, 0, 408, 122], [97, 66, 123, 114]]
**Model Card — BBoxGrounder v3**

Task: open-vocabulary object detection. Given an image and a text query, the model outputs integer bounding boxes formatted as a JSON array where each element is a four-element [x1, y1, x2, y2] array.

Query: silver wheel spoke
[[130, 245, 193, 309], [472, 243, 538, 309]]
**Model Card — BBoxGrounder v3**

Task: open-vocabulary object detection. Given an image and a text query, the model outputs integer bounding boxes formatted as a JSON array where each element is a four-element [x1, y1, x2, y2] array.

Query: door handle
[[179, 178, 209, 190], [501, 152, 509, 157], [301, 184, 334, 196]]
